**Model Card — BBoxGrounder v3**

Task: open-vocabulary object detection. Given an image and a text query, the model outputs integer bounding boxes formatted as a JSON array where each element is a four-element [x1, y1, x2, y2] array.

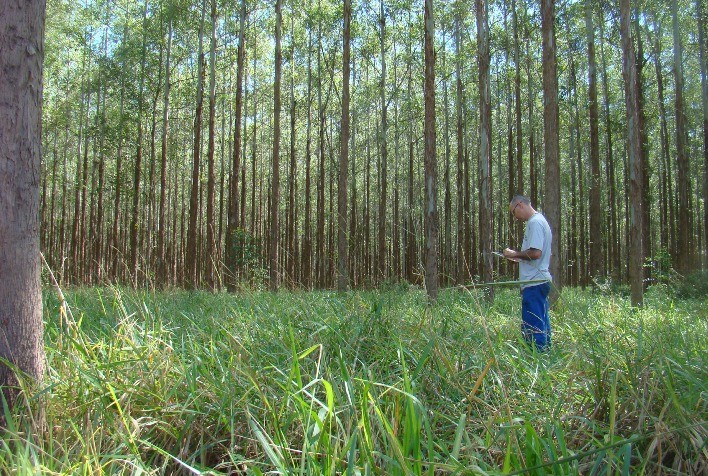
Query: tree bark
[[586, 0, 603, 280], [541, 0, 561, 292], [338, 0, 351, 292], [620, 0, 644, 307], [424, 0, 439, 301], [157, 16, 173, 287], [205, 0, 218, 289], [0, 0, 46, 424], [270, 0, 283, 291], [477, 0, 493, 301], [186, 0, 207, 288], [672, 0, 691, 274]]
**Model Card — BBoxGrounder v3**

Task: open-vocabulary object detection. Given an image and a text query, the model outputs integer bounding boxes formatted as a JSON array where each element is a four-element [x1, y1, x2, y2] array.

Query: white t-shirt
[[519, 212, 553, 289]]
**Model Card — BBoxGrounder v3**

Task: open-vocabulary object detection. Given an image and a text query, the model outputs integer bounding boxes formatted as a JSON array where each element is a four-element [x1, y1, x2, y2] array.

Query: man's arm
[[503, 247, 541, 261]]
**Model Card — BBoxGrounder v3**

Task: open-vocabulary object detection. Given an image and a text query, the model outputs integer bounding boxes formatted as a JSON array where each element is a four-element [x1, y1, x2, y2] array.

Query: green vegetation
[[3, 286, 706, 474]]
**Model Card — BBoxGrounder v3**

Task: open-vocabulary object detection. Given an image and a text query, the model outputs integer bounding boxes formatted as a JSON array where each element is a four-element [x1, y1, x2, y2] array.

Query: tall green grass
[[1, 284, 705, 474]]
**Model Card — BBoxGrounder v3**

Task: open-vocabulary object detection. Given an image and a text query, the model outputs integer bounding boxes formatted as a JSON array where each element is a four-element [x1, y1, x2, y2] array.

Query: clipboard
[[492, 251, 520, 262]]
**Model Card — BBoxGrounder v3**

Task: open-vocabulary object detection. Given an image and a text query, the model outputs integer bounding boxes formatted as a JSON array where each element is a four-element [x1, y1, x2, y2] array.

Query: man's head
[[509, 195, 535, 221]]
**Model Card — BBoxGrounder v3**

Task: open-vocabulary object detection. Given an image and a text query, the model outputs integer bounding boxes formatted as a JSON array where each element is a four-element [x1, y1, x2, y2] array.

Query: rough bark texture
[[205, 0, 218, 289], [620, 0, 644, 307], [0, 0, 47, 421]]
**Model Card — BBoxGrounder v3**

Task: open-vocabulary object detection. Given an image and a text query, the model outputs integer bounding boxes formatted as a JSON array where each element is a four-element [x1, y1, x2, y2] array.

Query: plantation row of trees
[[41, 0, 707, 301]]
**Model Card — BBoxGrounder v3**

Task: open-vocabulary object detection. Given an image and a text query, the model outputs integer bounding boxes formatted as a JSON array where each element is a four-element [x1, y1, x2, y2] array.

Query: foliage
[[2, 287, 706, 474]]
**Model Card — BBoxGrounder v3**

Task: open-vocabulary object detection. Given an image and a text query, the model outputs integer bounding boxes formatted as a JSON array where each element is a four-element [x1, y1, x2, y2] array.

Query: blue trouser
[[521, 282, 551, 351]]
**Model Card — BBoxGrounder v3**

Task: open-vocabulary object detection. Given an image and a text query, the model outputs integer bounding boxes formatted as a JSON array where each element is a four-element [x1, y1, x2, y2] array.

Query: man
[[503, 195, 553, 351]]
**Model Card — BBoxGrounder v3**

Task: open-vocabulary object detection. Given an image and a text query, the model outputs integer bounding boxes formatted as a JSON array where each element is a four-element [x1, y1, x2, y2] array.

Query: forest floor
[[3, 283, 707, 474]]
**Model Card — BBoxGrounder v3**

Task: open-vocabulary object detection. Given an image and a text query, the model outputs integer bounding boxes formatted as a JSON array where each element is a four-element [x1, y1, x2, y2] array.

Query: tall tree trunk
[[287, 14, 297, 286], [338, 0, 351, 292], [672, 0, 691, 274], [599, 9, 619, 279], [541, 0, 561, 291], [620, 0, 644, 307], [698, 0, 708, 269], [130, 0, 149, 286], [0, 0, 46, 424], [477, 0, 493, 301], [302, 6, 313, 288], [455, 12, 465, 284], [270, 0, 282, 291], [377, 0, 388, 284], [636, 20, 651, 281], [424, 0, 439, 301], [586, 0, 603, 280], [513, 0, 523, 250], [186, 0, 207, 288], [443, 33, 452, 285], [205, 0, 218, 289], [157, 16, 173, 286]]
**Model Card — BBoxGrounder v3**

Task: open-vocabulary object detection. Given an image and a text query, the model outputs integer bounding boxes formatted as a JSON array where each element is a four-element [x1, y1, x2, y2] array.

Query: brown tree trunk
[[302, 9, 313, 288], [205, 0, 218, 290], [186, 0, 207, 288], [455, 13, 465, 284], [586, 0, 603, 280], [672, 0, 691, 274], [477, 0, 493, 301], [157, 17, 173, 287], [338, 0, 351, 292], [130, 0, 149, 286], [377, 0, 388, 284], [287, 14, 297, 287], [599, 9, 619, 279], [269, 0, 282, 291], [0, 0, 46, 423], [424, 0, 439, 301], [620, 0, 644, 307], [541, 0, 561, 291], [698, 0, 708, 269]]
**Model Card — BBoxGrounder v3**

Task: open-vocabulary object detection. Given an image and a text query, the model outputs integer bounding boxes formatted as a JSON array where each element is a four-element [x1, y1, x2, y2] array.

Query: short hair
[[510, 195, 530, 207]]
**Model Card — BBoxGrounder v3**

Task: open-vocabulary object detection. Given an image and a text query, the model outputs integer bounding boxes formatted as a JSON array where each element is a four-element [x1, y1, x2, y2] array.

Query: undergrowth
[[1, 285, 706, 474]]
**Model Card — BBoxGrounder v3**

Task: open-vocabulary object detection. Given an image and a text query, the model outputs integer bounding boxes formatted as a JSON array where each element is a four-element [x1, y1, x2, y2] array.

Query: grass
[[1, 283, 706, 474]]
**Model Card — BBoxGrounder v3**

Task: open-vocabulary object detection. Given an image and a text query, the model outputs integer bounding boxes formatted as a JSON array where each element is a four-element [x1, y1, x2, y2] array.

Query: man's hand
[[503, 248, 521, 262]]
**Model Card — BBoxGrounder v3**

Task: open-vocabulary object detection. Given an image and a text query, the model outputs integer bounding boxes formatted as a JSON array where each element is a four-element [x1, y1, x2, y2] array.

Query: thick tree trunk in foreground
[[0, 0, 47, 423]]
